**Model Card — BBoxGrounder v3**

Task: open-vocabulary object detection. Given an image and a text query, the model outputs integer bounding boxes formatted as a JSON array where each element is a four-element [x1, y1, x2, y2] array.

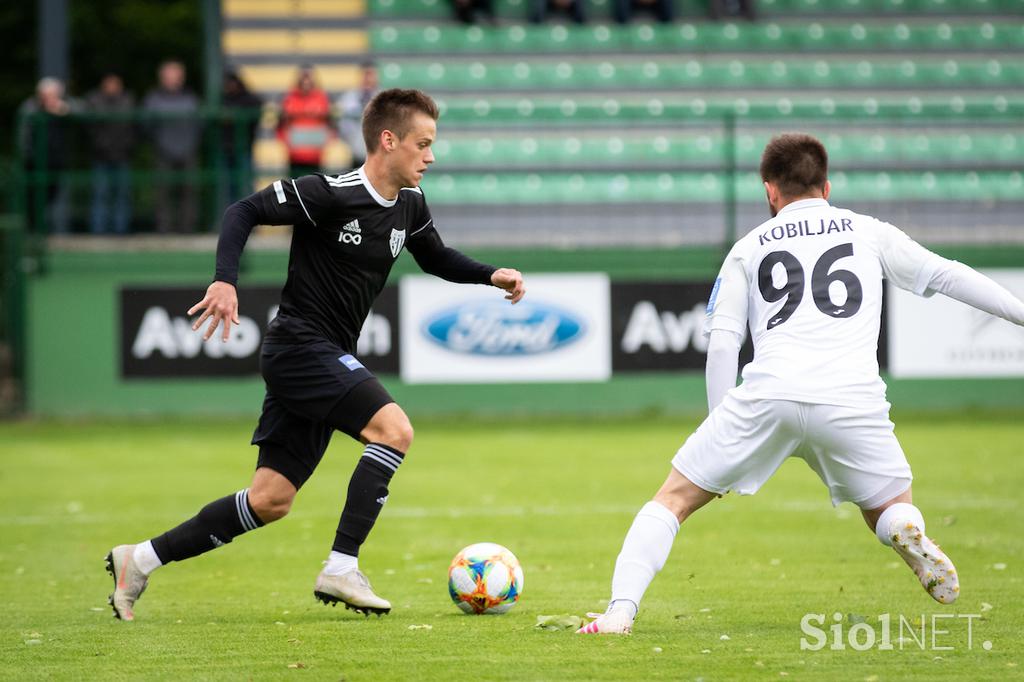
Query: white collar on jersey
[[778, 197, 829, 215], [357, 166, 397, 208]]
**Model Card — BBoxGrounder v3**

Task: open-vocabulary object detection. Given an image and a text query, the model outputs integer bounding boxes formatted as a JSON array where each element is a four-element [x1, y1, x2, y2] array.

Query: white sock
[[610, 501, 680, 611], [133, 540, 163, 576], [323, 551, 359, 576], [874, 502, 926, 547], [608, 599, 639, 619]]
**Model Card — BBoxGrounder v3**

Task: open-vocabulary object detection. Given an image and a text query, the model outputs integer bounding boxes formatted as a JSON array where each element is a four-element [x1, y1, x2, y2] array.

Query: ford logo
[[423, 300, 586, 356]]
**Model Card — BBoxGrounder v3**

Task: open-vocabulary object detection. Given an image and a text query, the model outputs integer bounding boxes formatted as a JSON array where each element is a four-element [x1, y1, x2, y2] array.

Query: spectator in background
[[86, 72, 135, 235], [278, 65, 333, 177], [613, 0, 673, 23], [710, 0, 756, 20], [528, 0, 585, 23], [221, 69, 262, 203], [529, 0, 585, 24], [451, 0, 494, 24], [335, 62, 378, 169], [18, 77, 73, 234], [144, 59, 201, 234]]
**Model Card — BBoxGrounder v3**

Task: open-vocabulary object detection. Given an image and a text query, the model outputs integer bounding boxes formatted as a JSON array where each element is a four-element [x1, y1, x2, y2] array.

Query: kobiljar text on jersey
[[759, 218, 853, 246]]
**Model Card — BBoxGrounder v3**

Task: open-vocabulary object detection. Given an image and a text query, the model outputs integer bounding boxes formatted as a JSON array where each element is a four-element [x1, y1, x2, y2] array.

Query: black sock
[[150, 489, 265, 564], [333, 443, 404, 556]]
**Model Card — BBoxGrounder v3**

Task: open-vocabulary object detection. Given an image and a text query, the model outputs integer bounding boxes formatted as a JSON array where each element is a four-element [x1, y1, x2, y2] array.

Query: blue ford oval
[[422, 300, 586, 356]]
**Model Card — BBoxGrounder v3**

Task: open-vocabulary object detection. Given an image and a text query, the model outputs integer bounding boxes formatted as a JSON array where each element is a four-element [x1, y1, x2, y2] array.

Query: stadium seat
[[380, 57, 1022, 91], [417, 170, 1024, 205], [431, 129, 1022, 169], [371, 21, 1024, 54], [364, 0, 1022, 228], [369, 0, 1024, 18]]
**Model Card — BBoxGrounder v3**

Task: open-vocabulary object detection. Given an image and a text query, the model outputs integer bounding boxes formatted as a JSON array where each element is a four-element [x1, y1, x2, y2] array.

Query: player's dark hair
[[760, 133, 829, 199], [362, 88, 439, 153]]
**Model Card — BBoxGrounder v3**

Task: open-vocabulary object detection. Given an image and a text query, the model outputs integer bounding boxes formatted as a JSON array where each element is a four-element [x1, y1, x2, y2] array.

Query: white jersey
[[706, 198, 945, 407]]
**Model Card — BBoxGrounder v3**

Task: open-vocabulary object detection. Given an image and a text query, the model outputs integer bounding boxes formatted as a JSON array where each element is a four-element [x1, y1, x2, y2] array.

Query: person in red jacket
[[278, 65, 334, 176]]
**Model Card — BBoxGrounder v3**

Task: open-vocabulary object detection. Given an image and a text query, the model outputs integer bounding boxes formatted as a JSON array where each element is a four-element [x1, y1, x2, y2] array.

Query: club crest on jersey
[[389, 228, 406, 258]]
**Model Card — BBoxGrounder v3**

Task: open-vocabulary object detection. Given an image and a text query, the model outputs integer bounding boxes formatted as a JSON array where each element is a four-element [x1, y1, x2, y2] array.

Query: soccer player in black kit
[[105, 89, 526, 620]]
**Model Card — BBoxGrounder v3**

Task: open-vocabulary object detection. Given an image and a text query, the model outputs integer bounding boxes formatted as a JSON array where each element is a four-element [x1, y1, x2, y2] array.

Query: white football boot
[[576, 603, 635, 635], [888, 520, 960, 604], [314, 569, 391, 616], [105, 544, 149, 621]]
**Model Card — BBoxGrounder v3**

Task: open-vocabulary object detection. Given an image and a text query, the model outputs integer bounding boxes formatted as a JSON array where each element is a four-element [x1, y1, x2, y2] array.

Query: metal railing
[[16, 108, 269, 237], [14, 108, 1024, 246]]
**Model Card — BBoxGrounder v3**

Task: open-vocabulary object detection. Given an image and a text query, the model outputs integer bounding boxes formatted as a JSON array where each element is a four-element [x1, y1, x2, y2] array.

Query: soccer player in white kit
[[578, 133, 1024, 635]]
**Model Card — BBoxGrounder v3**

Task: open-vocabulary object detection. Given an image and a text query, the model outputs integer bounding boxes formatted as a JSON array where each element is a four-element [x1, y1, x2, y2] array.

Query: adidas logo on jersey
[[376, 495, 389, 505], [339, 220, 362, 245]]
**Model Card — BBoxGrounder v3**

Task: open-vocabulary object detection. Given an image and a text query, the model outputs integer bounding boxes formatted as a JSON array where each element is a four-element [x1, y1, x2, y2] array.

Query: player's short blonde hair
[[760, 133, 829, 199], [362, 88, 439, 153]]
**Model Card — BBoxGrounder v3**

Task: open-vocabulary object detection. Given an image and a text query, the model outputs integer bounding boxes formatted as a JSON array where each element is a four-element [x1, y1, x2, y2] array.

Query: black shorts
[[251, 340, 394, 489]]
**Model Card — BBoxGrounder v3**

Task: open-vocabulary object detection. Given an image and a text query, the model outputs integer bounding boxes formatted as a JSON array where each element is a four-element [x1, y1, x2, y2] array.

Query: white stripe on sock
[[362, 451, 398, 473], [365, 444, 403, 468], [242, 490, 259, 530], [236, 490, 258, 531]]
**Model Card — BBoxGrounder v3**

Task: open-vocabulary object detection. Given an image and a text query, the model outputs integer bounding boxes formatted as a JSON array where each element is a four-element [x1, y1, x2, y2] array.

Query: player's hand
[[491, 268, 525, 304], [188, 281, 240, 342]]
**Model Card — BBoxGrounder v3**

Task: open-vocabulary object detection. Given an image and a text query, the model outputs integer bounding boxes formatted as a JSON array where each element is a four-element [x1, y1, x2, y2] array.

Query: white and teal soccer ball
[[447, 542, 524, 614]]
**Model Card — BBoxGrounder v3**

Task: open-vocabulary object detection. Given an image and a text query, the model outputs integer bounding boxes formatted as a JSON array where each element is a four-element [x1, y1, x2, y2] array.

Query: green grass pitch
[[1, 414, 1021, 680]]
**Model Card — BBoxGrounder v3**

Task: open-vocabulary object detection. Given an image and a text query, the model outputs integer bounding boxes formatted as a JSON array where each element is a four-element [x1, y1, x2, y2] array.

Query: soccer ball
[[447, 542, 524, 614]]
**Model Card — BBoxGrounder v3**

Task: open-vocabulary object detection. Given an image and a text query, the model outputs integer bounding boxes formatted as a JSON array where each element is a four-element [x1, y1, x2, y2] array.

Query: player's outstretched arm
[[927, 259, 1024, 326], [189, 281, 239, 342], [491, 268, 525, 304], [879, 222, 1024, 325], [407, 229, 525, 303]]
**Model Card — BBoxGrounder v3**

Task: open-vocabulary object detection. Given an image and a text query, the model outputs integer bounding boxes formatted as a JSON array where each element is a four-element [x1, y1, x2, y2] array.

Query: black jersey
[[215, 167, 496, 351]]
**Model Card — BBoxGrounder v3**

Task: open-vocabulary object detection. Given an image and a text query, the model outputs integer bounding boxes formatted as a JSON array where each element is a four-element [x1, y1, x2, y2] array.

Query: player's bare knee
[[378, 419, 413, 452], [248, 488, 295, 523], [653, 492, 696, 523], [654, 471, 716, 522], [363, 409, 414, 452]]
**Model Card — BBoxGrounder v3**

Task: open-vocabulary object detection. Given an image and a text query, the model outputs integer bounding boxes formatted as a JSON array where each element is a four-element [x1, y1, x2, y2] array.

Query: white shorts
[[671, 394, 913, 509]]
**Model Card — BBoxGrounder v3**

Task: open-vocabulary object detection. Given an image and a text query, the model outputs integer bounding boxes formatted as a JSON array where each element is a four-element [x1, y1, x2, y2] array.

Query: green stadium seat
[[380, 57, 1022, 91], [369, 0, 1024, 18], [432, 94, 1024, 127], [418, 170, 1024, 205], [428, 128, 1022, 169], [371, 20, 1024, 54]]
